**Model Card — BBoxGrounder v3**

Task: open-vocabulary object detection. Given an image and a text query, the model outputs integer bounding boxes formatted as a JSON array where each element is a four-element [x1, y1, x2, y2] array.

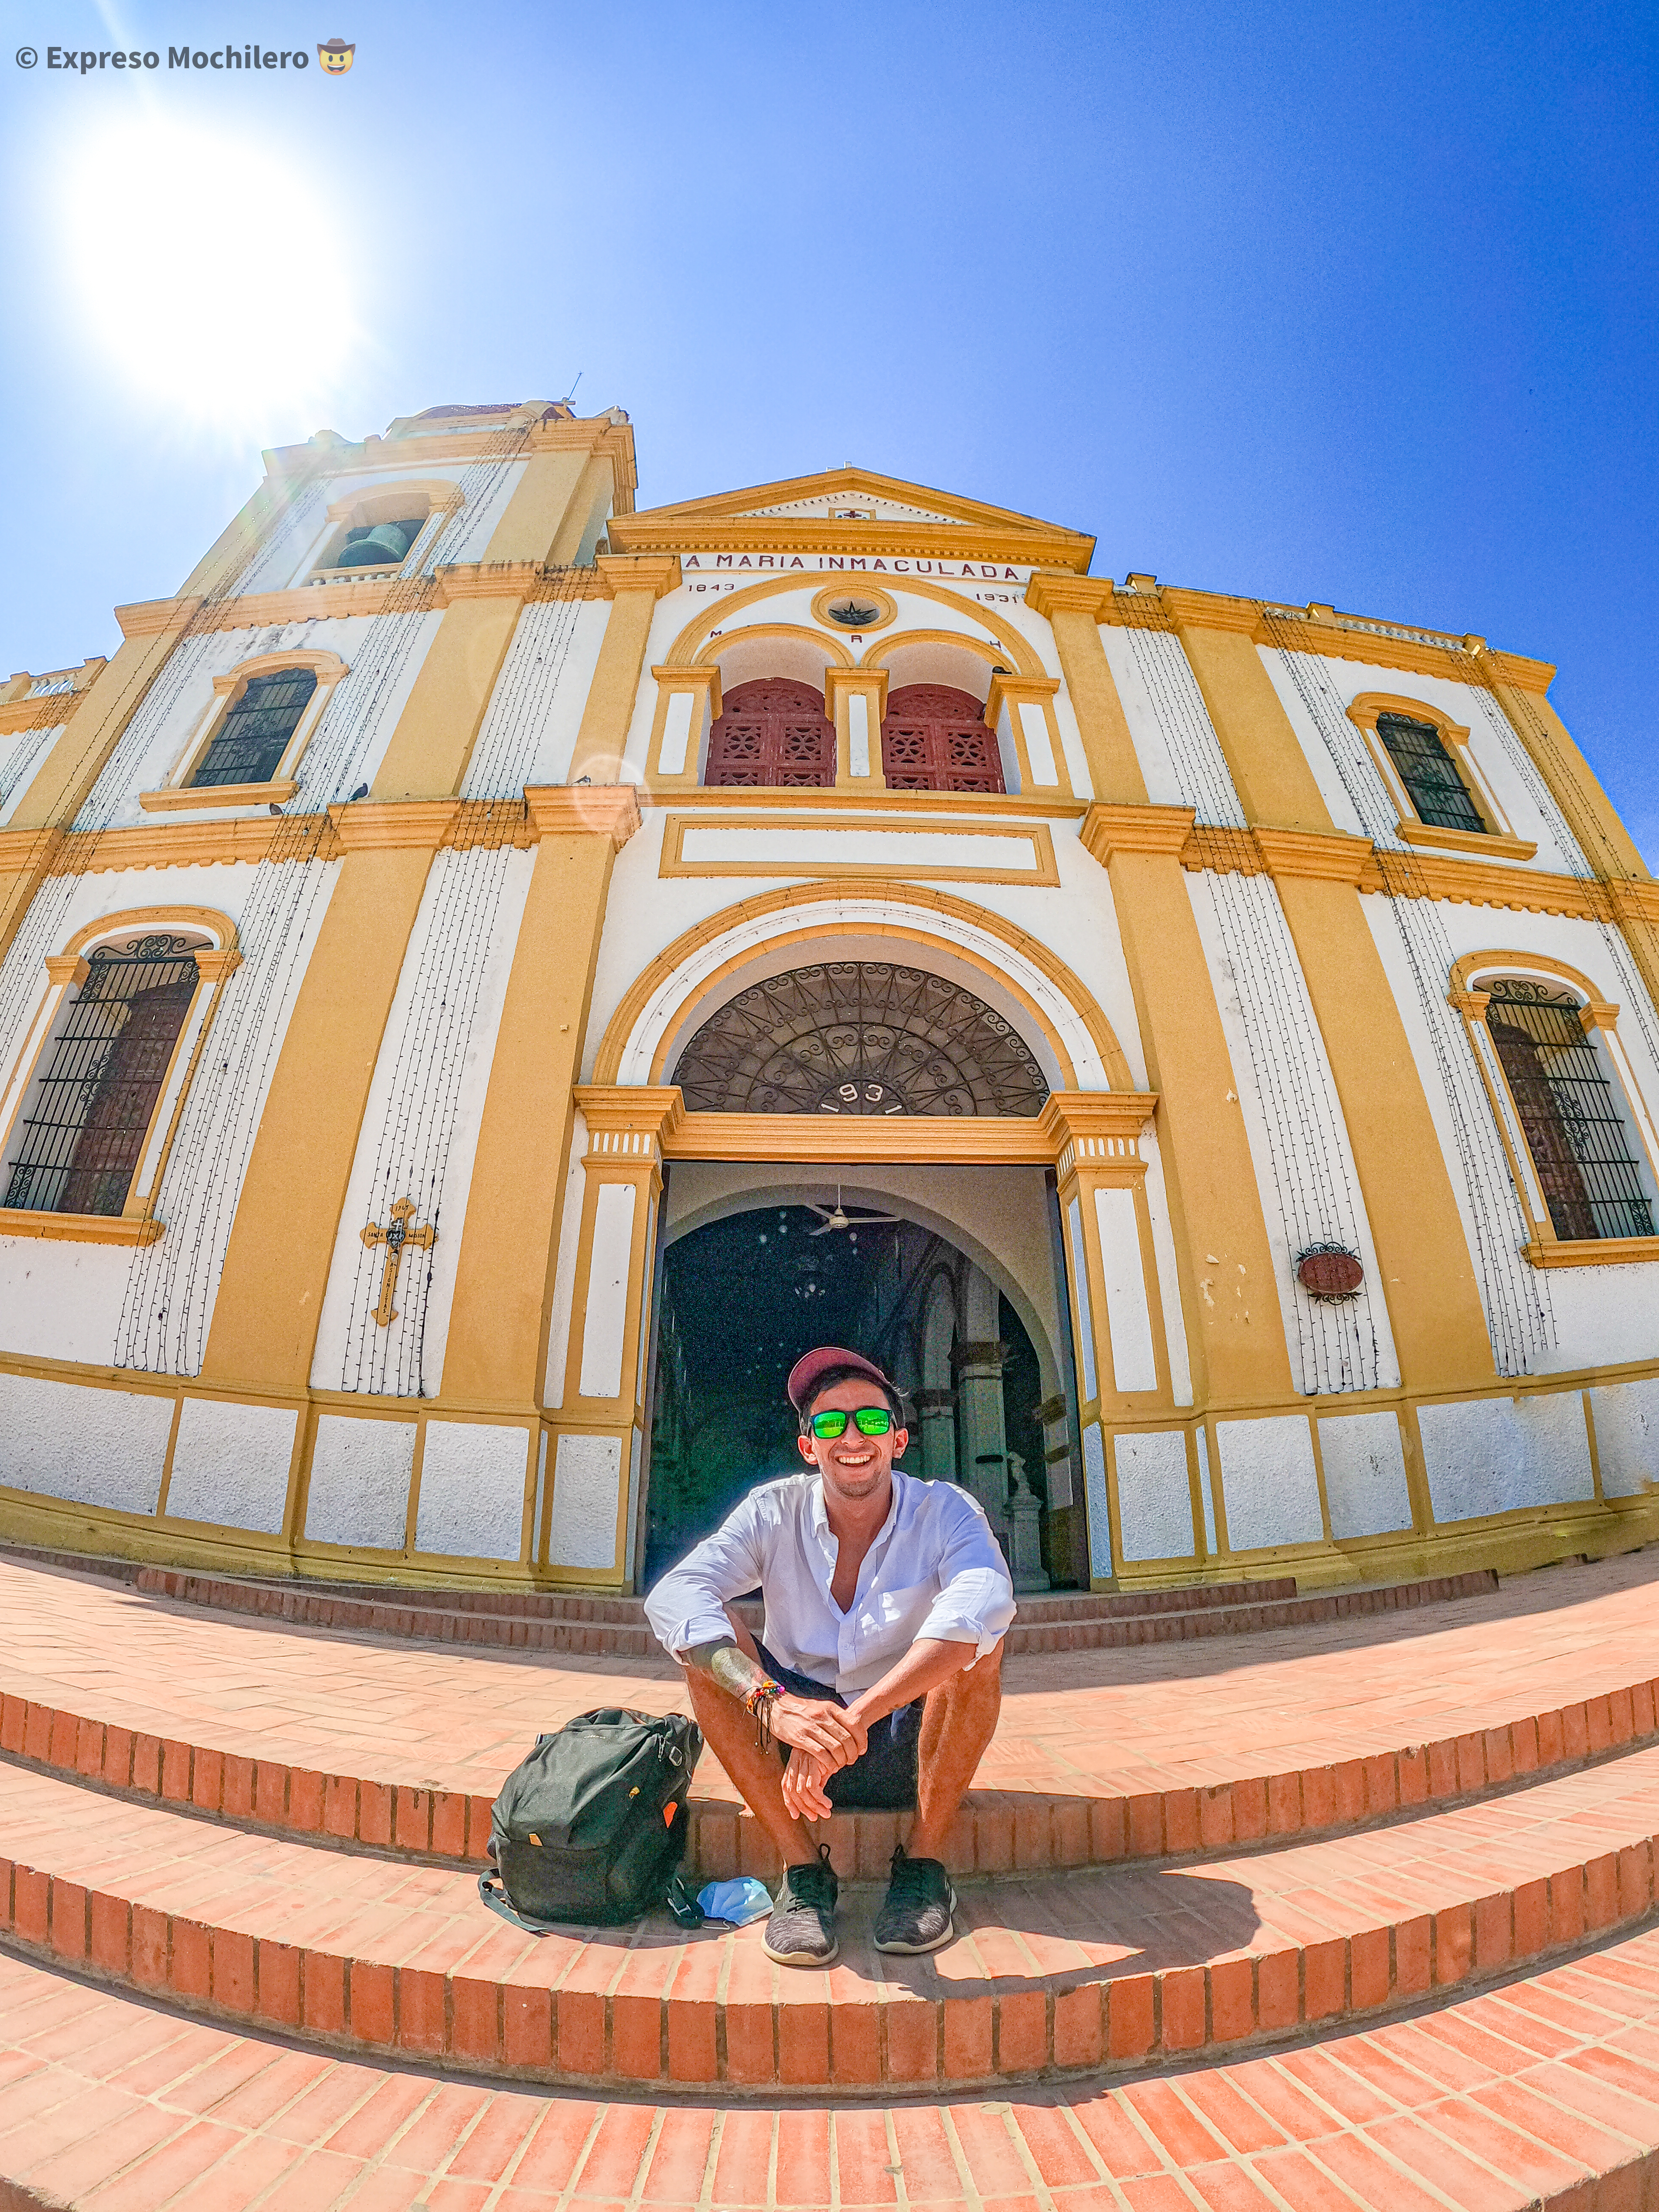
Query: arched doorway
[[645, 1190, 1069, 1592], [704, 678, 835, 788]]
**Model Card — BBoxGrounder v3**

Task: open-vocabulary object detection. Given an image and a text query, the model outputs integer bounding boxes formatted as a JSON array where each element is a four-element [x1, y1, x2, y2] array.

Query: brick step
[[10, 1656, 1659, 1889], [6, 1746, 1659, 2094], [3, 1549, 1655, 1883], [118, 1561, 1499, 1658], [6, 1933, 1659, 2212], [0, 1539, 1499, 1654]]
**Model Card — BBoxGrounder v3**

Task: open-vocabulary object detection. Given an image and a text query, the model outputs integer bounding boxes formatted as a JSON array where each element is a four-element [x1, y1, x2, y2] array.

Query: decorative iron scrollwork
[[672, 960, 1049, 1118]]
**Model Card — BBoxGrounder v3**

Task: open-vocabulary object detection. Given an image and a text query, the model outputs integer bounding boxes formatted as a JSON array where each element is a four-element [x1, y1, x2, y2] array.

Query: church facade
[[1, 397, 1656, 1594]]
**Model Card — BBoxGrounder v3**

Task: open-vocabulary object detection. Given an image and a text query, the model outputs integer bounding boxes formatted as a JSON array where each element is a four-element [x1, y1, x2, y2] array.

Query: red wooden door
[[704, 678, 835, 788], [880, 684, 1004, 792]]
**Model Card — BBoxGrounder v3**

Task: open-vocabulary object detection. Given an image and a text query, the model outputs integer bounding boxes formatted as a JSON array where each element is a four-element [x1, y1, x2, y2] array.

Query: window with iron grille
[[190, 668, 317, 789], [2, 937, 200, 1217], [1484, 980, 1655, 1241], [1376, 713, 1486, 834]]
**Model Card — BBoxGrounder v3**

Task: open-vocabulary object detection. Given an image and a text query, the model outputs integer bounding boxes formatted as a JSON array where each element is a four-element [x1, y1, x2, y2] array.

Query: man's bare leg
[[680, 1614, 820, 1871], [906, 1641, 1003, 1862]]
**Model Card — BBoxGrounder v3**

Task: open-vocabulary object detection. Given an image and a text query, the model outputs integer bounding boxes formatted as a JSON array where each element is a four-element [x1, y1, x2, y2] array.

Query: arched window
[[3, 934, 204, 1217], [880, 684, 1004, 794], [1375, 713, 1485, 835], [704, 678, 835, 788], [190, 668, 317, 789], [1482, 980, 1654, 1242]]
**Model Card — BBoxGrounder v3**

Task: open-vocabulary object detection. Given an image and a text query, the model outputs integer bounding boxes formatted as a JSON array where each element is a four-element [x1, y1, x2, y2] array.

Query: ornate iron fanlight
[[672, 961, 1049, 1118]]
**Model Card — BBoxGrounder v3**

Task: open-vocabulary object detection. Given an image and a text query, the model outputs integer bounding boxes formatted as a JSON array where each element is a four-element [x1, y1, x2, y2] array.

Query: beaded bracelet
[[743, 1676, 785, 1750]]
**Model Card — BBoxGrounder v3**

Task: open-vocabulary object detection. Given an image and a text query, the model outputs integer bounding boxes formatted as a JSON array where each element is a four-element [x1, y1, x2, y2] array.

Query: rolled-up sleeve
[[643, 1491, 770, 1661], [916, 1491, 1016, 1659]]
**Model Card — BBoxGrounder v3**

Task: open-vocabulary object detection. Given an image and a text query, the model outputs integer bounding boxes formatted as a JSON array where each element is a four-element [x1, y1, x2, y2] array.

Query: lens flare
[[58, 117, 361, 427]]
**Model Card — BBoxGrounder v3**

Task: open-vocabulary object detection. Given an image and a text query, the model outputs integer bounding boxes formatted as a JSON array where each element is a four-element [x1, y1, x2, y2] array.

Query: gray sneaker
[[873, 1845, 955, 1955], [762, 1849, 839, 1966]]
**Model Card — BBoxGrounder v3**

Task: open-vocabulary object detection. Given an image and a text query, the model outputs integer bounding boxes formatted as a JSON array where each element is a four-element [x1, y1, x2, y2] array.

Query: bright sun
[[60, 118, 360, 428]]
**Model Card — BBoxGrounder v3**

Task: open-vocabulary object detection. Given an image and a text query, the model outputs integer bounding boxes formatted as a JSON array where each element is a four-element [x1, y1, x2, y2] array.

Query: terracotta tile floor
[[2, 1551, 1657, 1816], [3, 1933, 1658, 2208]]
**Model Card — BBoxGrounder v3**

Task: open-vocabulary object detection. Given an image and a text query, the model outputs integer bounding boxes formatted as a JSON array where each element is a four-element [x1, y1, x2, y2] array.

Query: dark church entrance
[[642, 1182, 1086, 1594]]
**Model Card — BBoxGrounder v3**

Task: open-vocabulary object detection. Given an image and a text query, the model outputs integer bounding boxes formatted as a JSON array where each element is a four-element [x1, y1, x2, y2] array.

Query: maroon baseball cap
[[786, 1345, 899, 1415]]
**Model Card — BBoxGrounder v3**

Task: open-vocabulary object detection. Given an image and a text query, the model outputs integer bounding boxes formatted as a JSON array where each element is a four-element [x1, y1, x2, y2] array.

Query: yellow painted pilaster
[[1253, 830, 1496, 1393], [1164, 594, 1334, 830], [568, 556, 683, 785], [483, 441, 611, 568], [440, 788, 642, 1410], [200, 804, 455, 1395], [541, 1083, 683, 1584], [1080, 804, 1293, 1407], [1025, 573, 1147, 802], [644, 666, 722, 791], [370, 586, 531, 801]]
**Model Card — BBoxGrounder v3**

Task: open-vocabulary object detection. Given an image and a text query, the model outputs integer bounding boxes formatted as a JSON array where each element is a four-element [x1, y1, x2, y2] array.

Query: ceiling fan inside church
[[806, 1186, 902, 1237]]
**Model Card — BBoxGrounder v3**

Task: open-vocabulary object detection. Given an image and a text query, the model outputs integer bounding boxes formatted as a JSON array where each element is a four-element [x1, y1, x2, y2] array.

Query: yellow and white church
[[1, 396, 1656, 1596]]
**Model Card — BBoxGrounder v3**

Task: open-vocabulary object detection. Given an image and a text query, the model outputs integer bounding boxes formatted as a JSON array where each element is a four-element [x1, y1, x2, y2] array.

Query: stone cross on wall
[[359, 1198, 436, 1327]]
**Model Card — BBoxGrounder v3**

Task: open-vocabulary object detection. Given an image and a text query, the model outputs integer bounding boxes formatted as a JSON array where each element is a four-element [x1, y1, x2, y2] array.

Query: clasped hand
[[771, 1693, 866, 1823]]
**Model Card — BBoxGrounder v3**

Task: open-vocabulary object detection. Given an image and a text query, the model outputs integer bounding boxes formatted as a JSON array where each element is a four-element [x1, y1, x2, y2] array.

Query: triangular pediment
[[606, 467, 1094, 571]]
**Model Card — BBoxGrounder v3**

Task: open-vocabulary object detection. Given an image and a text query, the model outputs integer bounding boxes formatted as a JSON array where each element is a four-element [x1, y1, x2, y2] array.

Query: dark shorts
[[755, 1638, 921, 1810]]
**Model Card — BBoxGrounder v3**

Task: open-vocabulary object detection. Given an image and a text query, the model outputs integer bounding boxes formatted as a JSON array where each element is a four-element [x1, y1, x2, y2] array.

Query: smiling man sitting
[[643, 1345, 1015, 1966]]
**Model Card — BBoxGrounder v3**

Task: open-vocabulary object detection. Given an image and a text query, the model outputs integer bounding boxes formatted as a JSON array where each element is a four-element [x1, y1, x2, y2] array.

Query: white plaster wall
[[1418, 1392, 1595, 1522], [70, 615, 442, 831], [548, 1431, 622, 1568], [0, 857, 341, 1372], [1186, 871, 1399, 1396], [305, 1414, 416, 1549], [0, 1372, 172, 1514], [1114, 1429, 1195, 1560], [414, 1420, 529, 1559], [480, 601, 612, 792], [578, 1183, 637, 1399], [1591, 1378, 1659, 1497], [1257, 650, 1586, 876], [586, 852, 1141, 1098], [1216, 1414, 1324, 1550], [1098, 623, 1244, 820], [165, 1398, 296, 1533], [0, 721, 64, 827], [310, 844, 534, 1398], [1317, 1409, 1412, 1539], [1081, 1420, 1111, 1577]]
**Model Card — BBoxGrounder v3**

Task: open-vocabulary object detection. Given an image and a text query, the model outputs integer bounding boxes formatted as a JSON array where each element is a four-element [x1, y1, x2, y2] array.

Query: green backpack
[[477, 1707, 703, 1930]]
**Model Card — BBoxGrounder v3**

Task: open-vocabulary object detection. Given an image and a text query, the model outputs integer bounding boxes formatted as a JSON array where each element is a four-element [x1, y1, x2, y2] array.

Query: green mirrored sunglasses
[[808, 1406, 894, 1440]]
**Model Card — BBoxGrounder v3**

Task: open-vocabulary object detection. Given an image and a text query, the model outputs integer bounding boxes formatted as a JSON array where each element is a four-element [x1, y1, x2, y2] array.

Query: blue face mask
[[697, 1876, 774, 1926]]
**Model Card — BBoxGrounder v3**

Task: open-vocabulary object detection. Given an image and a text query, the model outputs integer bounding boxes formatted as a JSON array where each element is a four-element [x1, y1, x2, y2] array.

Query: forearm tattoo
[[686, 1639, 768, 1700]]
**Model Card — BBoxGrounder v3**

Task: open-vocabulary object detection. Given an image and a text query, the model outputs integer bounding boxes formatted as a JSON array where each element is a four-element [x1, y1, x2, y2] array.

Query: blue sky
[[3, 1, 1654, 853]]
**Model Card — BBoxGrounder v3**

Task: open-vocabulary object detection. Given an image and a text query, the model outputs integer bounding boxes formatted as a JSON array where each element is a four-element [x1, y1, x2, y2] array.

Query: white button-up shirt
[[644, 1470, 1016, 1697]]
